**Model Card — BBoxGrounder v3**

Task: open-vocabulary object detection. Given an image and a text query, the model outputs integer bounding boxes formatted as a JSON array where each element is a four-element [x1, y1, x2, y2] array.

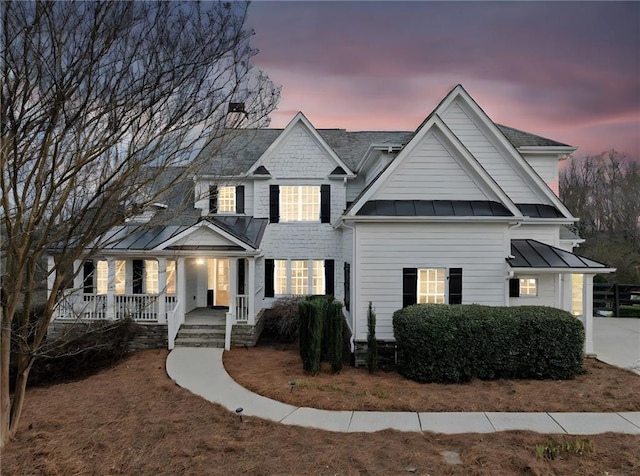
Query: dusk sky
[[247, 1, 640, 161]]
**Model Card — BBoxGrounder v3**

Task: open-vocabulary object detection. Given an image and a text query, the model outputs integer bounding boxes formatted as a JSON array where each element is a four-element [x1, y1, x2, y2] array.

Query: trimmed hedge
[[393, 304, 584, 383], [618, 305, 640, 317]]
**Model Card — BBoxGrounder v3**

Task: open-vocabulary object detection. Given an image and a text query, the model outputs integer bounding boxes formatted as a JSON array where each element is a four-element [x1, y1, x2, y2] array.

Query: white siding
[[353, 222, 510, 341], [521, 153, 560, 196], [510, 224, 560, 247], [509, 274, 557, 307], [374, 132, 490, 201], [171, 227, 237, 248], [261, 123, 337, 178], [441, 101, 542, 204]]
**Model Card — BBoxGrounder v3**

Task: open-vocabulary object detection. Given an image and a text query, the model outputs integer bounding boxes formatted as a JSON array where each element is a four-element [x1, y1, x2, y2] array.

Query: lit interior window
[[217, 186, 236, 213], [145, 260, 159, 294], [312, 260, 325, 295], [417, 268, 445, 304], [290, 260, 308, 295], [115, 260, 126, 294], [166, 261, 176, 295], [275, 260, 288, 295], [519, 278, 538, 296], [96, 261, 108, 295], [280, 186, 320, 222], [571, 274, 583, 315]]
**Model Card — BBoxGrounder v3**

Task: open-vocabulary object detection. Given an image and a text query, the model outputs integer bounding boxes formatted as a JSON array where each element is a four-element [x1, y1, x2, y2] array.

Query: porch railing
[[167, 300, 183, 350], [115, 294, 158, 321], [236, 294, 249, 323]]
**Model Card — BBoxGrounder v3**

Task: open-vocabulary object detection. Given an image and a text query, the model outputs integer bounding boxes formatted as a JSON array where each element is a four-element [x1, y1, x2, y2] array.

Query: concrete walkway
[[594, 317, 640, 375], [166, 347, 640, 435]]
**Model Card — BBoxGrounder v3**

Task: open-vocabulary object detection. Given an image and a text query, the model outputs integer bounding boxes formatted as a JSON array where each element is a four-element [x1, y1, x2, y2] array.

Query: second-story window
[[280, 185, 320, 222], [217, 186, 236, 213], [209, 185, 244, 214]]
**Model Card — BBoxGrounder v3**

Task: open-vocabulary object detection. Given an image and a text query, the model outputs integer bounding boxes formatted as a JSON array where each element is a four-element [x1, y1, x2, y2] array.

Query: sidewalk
[[166, 348, 640, 435]]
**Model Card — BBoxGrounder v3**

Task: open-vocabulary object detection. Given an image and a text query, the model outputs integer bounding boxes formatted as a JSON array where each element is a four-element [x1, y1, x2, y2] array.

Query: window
[[266, 259, 334, 296], [217, 186, 236, 213], [280, 186, 320, 222], [166, 260, 176, 294], [96, 261, 108, 295], [417, 268, 445, 304], [274, 260, 288, 295], [519, 278, 537, 296], [145, 260, 159, 294], [115, 260, 126, 294]]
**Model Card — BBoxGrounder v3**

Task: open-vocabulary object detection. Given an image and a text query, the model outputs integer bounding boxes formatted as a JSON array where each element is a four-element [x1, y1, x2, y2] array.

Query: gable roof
[[245, 112, 356, 177], [496, 124, 572, 148], [345, 114, 523, 218]]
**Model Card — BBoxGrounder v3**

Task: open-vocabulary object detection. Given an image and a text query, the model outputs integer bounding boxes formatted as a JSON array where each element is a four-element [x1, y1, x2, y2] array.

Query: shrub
[[298, 297, 325, 375], [261, 296, 302, 342], [393, 304, 584, 383], [18, 318, 142, 388], [367, 302, 378, 373], [326, 299, 344, 373]]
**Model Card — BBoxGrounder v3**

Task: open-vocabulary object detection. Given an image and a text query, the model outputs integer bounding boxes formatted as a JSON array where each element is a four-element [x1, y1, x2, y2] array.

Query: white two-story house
[[50, 85, 613, 357]]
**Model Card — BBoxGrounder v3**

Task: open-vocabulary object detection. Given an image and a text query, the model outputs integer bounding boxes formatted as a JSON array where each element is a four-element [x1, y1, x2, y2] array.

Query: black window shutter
[[209, 185, 218, 214], [269, 185, 279, 223], [509, 278, 520, 297], [264, 259, 275, 297], [324, 259, 335, 296], [449, 268, 463, 304], [235, 185, 245, 214], [402, 268, 418, 308], [237, 258, 246, 295], [320, 184, 330, 223], [133, 260, 144, 294], [83, 261, 94, 294], [343, 262, 351, 311]]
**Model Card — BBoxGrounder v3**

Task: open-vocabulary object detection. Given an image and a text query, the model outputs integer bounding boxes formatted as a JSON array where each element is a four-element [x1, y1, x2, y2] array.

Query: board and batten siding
[[353, 222, 510, 341], [374, 132, 490, 201], [440, 101, 542, 204]]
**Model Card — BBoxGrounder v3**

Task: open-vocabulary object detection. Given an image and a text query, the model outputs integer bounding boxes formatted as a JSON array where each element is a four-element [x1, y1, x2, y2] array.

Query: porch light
[[289, 381, 296, 392], [235, 407, 244, 422], [196, 258, 205, 265]]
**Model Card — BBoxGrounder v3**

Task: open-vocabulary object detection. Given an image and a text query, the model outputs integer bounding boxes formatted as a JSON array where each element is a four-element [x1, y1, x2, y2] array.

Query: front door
[[207, 258, 229, 307]]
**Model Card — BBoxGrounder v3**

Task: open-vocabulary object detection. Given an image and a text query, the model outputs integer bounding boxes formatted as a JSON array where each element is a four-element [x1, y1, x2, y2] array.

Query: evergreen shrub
[[393, 304, 584, 383]]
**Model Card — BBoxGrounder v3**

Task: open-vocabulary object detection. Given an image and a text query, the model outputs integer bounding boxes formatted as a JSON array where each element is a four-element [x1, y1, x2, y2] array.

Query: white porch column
[[106, 258, 115, 320], [229, 257, 237, 321], [157, 258, 167, 324], [47, 256, 56, 319], [560, 273, 573, 312], [73, 260, 83, 292], [582, 273, 595, 355], [248, 257, 256, 325], [177, 257, 186, 321]]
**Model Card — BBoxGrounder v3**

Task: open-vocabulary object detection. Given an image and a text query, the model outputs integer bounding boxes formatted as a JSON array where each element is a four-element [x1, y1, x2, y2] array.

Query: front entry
[[207, 258, 229, 307]]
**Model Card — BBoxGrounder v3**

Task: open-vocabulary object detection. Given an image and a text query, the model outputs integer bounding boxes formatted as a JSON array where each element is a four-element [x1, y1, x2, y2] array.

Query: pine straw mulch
[[223, 344, 640, 412], [1, 349, 638, 476]]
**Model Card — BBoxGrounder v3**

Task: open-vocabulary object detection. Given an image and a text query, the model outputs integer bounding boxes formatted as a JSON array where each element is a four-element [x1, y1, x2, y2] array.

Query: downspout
[[340, 218, 357, 353]]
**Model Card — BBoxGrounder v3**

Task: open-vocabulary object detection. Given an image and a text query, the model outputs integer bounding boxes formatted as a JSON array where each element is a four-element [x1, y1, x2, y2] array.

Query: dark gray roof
[[497, 125, 572, 148], [99, 225, 189, 250], [508, 239, 610, 269], [356, 200, 513, 217], [516, 203, 564, 218], [203, 216, 268, 249]]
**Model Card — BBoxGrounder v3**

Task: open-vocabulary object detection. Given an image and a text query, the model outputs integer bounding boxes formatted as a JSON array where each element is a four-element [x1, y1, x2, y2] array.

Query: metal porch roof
[[508, 239, 611, 270]]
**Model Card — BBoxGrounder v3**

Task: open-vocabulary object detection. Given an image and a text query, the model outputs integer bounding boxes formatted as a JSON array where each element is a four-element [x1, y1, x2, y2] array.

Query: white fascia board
[[435, 86, 575, 219], [520, 217, 579, 224], [96, 249, 260, 258], [518, 146, 577, 155], [509, 267, 616, 274], [355, 144, 403, 173], [246, 112, 355, 177]]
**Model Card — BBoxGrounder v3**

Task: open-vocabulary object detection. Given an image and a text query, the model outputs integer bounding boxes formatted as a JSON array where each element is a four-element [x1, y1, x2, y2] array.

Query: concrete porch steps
[[174, 323, 226, 348]]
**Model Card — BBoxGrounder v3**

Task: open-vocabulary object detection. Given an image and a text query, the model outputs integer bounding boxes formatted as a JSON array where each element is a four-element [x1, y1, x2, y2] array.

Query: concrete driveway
[[593, 317, 640, 375]]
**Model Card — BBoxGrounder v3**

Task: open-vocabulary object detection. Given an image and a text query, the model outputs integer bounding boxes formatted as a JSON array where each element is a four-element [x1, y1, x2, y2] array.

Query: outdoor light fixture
[[235, 407, 244, 422], [289, 381, 296, 392], [195, 258, 205, 265]]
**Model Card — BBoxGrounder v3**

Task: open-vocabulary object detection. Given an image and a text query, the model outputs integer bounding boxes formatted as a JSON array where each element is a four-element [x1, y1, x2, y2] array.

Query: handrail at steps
[[167, 300, 181, 350]]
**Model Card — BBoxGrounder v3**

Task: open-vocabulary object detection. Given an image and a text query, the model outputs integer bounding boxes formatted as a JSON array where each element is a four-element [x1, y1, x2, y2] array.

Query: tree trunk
[[0, 319, 11, 448]]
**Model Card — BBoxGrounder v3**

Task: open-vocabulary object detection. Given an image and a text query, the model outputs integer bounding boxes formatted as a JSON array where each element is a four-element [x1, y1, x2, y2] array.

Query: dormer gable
[[246, 112, 355, 179], [347, 115, 522, 219]]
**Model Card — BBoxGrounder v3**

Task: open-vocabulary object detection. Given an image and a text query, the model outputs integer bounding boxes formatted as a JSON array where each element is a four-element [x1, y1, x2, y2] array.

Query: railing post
[[157, 258, 167, 324]]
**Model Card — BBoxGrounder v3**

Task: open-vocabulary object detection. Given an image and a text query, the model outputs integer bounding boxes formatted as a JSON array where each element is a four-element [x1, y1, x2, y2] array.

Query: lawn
[[2, 349, 639, 475]]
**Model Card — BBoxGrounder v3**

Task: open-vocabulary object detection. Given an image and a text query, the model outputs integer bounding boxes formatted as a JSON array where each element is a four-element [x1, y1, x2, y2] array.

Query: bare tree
[[0, 0, 279, 446], [560, 150, 640, 282]]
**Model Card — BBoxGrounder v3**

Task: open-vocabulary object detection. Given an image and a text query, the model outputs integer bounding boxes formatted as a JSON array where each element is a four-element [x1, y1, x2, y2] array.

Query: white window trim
[[519, 277, 538, 297], [280, 185, 320, 223], [273, 258, 326, 296], [216, 186, 236, 214], [417, 267, 447, 304]]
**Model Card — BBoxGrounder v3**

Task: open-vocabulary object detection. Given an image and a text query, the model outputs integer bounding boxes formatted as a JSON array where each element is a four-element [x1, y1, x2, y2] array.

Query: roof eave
[[343, 215, 520, 224], [509, 266, 616, 274]]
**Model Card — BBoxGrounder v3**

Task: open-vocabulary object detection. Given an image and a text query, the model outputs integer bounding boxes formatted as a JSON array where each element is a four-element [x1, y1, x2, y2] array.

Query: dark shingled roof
[[196, 124, 570, 176], [356, 200, 513, 217], [497, 125, 573, 148], [508, 239, 609, 269], [202, 216, 268, 249]]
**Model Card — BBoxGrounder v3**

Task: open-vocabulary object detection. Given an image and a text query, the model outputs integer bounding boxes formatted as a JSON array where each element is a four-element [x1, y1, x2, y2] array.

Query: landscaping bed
[[223, 344, 640, 412]]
